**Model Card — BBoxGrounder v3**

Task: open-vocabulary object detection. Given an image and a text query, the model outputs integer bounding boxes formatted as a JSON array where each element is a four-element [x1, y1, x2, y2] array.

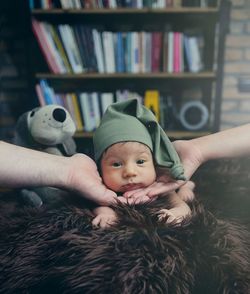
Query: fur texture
[[0, 194, 249, 294]]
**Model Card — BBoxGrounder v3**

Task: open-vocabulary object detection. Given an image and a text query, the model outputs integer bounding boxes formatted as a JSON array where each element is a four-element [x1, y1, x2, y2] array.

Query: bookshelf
[[28, 0, 231, 143]]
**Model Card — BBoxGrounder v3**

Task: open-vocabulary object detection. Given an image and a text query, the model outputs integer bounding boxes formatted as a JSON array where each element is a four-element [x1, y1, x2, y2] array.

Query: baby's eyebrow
[[103, 155, 120, 161]]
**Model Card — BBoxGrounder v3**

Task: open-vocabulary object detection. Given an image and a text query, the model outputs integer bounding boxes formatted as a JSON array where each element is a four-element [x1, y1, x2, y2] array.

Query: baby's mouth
[[122, 184, 143, 191]]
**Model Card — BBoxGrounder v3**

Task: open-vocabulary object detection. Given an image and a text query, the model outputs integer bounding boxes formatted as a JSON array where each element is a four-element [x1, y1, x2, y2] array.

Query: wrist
[[190, 137, 208, 165]]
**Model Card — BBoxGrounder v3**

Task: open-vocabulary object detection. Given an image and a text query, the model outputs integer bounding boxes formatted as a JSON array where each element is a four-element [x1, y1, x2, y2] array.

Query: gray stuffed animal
[[13, 105, 77, 207]]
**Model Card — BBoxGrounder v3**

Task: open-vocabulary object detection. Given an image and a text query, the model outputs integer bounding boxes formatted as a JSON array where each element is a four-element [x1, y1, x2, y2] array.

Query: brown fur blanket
[[0, 191, 249, 294]]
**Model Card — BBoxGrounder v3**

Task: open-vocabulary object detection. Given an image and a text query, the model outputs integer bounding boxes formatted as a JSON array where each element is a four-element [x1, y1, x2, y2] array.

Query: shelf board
[[32, 8, 218, 15], [36, 72, 216, 80], [74, 130, 211, 139]]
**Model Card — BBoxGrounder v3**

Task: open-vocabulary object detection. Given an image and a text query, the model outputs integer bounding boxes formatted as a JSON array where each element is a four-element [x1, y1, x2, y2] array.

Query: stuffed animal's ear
[[62, 138, 77, 156], [13, 112, 30, 147]]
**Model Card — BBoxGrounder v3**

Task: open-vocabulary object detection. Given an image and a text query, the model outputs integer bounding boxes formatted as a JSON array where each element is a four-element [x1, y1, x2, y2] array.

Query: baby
[[92, 99, 193, 228]]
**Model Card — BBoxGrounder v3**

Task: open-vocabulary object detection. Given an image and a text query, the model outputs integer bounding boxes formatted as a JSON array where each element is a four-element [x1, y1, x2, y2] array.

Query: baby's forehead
[[104, 141, 151, 157]]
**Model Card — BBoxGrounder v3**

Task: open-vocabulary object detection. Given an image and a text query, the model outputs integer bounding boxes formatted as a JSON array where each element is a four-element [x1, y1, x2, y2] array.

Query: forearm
[[0, 141, 68, 189], [191, 124, 250, 163]]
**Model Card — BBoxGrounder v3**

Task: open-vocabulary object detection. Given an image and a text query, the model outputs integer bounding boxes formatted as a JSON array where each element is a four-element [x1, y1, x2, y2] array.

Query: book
[[131, 32, 139, 73], [125, 32, 132, 73], [144, 90, 160, 122], [64, 94, 79, 129], [42, 23, 68, 73], [79, 93, 96, 132], [141, 32, 147, 73], [100, 92, 114, 115], [162, 31, 169, 72], [115, 32, 125, 73], [31, 19, 60, 73], [39, 79, 55, 105], [84, 26, 98, 72], [91, 92, 101, 128], [145, 32, 152, 73], [151, 32, 162, 72], [35, 84, 46, 106], [173, 32, 180, 73], [167, 31, 174, 73], [73, 25, 88, 71], [58, 24, 84, 73], [92, 29, 105, 73], [71, 93, 84, 131], [187, 34, 203, 73], [49, 25, 72, 73], [102, 31, 115, 73]]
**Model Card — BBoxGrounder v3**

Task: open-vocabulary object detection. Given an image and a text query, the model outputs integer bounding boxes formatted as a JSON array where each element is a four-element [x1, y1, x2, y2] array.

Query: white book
[[72, 0, 82, 8], [92, 29, 105, 73], [109, 0, 117, 8], [168, 31, 174, 73], [188, 36, 203, 73], [91, 92, 101, 128], [58, 24, 84, 73], [60, 0, 72, 8], [141, 32, 147, 73], [102, 32, 115, 73], [100, 92, 114, 115], [79, 93, 96, 132], [136, 0, 143, 8], [116, 90, 128, 102], [131, 32, 139, 73]]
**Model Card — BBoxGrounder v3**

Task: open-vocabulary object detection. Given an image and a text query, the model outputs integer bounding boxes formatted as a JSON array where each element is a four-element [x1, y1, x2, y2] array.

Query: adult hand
[[123, 168, 185, 201], [172, 139, 203, 180], [65, 154, 118, 205], [123, 139, 203, 202]]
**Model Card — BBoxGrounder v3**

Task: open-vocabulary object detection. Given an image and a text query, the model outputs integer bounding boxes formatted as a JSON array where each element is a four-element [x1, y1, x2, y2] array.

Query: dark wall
[[0, 1, 35, 142]]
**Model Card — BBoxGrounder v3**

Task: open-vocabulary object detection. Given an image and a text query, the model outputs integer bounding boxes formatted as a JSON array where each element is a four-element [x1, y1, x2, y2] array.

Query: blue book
[[116, 32, 125, 73], [29, 0, 35, 9], [126, 32, 132, 73], [39, 80, 54, 105]]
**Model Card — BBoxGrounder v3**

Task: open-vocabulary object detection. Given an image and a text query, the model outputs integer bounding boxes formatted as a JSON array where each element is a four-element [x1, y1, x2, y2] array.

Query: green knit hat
[[93, 99, 185, 180]]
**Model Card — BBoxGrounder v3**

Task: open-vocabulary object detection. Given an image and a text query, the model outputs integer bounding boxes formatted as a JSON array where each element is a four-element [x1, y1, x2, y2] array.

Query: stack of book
[[29, 0, 216, 9], [35, 80, 164, 132], [36, 80, 209, 132], [32, 20, 204, 74]]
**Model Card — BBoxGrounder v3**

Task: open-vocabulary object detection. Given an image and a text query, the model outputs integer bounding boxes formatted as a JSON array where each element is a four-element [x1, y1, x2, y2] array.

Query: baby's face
[[101, 142, 156, 193]]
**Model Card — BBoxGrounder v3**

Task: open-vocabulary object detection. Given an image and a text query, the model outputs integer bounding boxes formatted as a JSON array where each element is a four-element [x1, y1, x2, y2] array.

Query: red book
[[173, 32, 180, 73], [151, 32, 162, 72], [31, 18, 60, 74]]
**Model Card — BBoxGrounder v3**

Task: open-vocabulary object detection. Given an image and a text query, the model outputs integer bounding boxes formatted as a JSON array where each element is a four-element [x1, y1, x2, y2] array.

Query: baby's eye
[[137, 159, 145, 165], [112, 162, 122, 167]]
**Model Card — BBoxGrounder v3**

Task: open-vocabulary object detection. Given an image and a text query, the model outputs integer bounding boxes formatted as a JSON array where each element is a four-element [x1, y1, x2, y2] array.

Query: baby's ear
[[156, 167, 171, 179]]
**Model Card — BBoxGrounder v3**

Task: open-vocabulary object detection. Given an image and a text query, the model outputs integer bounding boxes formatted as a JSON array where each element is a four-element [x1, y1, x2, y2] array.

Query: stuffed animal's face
[[27, 105, 76, 145]]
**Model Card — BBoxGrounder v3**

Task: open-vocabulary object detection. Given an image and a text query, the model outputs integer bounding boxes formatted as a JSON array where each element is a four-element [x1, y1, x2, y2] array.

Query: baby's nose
[[123, 164, 137, 178]]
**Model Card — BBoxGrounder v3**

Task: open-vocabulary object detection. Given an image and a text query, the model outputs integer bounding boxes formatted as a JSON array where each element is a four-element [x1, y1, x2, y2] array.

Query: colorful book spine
[[31, 19, 60, 73], [144, 90, 160, 122], [92, 29, 105, 73], [71, 93, 84, 131], [151, 32, 162, 72]]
